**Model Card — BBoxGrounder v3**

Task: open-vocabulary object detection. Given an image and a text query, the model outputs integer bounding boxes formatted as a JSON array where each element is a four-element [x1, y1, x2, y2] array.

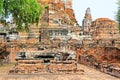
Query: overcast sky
[[72, 0, 118, 25]]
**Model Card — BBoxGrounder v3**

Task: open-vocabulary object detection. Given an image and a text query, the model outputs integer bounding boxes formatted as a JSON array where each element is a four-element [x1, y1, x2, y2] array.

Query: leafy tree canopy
[[117, 0, 120, 31], [0, 0, 43, 32]]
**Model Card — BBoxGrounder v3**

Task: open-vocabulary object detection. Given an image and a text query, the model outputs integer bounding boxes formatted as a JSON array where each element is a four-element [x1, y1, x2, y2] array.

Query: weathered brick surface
[[9, 60, 77, 74]]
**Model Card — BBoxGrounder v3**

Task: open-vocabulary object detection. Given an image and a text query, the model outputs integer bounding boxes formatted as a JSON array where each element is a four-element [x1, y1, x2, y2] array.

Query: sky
[[72, 0, 118, 25]]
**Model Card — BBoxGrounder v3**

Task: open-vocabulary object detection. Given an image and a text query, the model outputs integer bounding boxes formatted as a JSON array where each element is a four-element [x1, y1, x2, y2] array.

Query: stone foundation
[[9, 60, 79, 74]]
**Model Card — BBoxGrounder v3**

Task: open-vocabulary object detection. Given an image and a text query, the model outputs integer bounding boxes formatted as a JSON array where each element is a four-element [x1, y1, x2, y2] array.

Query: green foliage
[[117, 0, 120, 31], [45, 4, 49, 9], [0, 0, 4, 14], [0, 0, 43, 32]]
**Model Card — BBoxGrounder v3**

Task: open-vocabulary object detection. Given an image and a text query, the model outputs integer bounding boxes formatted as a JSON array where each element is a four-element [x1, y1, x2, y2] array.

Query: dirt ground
[[0, 63, 119, 80]]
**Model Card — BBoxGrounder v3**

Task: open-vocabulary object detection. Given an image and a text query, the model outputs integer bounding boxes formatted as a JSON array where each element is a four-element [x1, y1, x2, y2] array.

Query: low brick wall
[[9, 60, 78, 74]]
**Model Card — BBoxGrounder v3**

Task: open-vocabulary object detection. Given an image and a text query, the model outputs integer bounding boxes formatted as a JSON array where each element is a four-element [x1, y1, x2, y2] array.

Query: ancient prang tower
[[82, 8, 92, 34]]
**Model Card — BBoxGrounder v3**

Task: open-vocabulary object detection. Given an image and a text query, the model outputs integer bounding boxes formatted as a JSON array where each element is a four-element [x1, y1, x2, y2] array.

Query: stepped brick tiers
[[9, 51, 79, 74], [8, 0, 81, 74], [91, 18, 120, 49], [91, 18, 119, 40], [0, 0, 79, 62]]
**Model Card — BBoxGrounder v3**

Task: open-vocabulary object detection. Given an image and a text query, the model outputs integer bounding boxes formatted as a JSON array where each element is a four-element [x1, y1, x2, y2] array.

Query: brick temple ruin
[[0, 0, 120, 77], [77, 8, 120, 77], [4, 0, 80, 74]]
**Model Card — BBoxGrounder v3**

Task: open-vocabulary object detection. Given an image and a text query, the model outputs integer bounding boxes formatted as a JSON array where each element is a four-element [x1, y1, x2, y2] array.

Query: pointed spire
[[84, 7, 92, 20], [86, 7, 91, 14], [82, 7, 92, 32]]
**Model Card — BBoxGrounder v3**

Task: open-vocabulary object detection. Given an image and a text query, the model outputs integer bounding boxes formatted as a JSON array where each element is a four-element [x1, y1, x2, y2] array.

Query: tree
[[0, 0, 43, 32], [117, 0, 120, 31]]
